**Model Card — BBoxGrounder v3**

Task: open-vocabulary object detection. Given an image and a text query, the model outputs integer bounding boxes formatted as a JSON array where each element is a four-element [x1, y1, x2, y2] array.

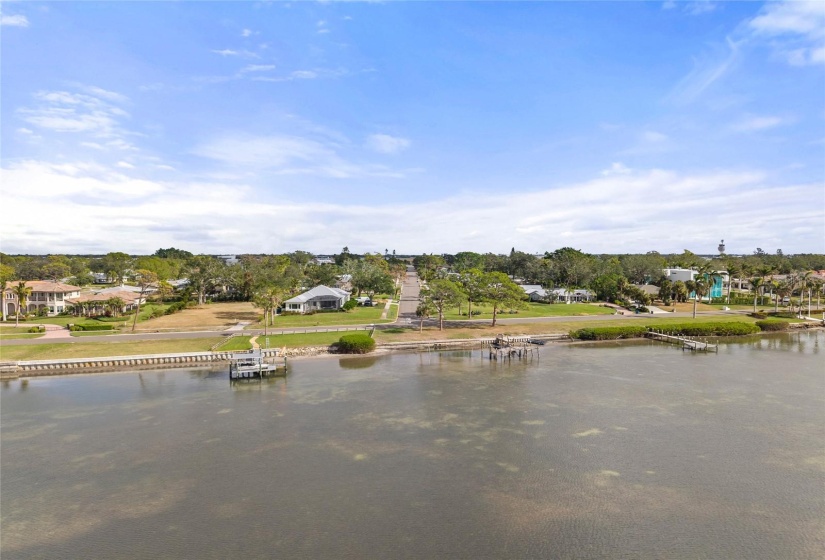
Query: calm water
[[2, 332, 823, 559]]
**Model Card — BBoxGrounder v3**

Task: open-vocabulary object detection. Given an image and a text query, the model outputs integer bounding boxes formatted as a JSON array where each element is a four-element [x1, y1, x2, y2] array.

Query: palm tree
[[725, 260, 742, 304], [12, 281, 32, 326], [750, 277, 765, 313], [776, 281, 793, 312], [106, 297, 126, 317], [769, 280, 781, 312]]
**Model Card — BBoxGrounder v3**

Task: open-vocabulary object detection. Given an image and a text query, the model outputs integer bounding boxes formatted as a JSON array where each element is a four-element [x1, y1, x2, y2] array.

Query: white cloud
[[241, 28, 255, 37], [642, 131, 668, 143], [366, 134, 411, 154], [684, 1, 716, 16], [18, 87, 131, 139], [1, 161, 822, 254], [116, 161, 135, 169], [1, 14, 29, 27], [731, 115, 790, 132], [748, 1, 825, 66], [667, 37, 740, 104], [240, 64, 276, 73], [192, 133, 405, 179], [601, 162, 632, 176], [211, 49, 260, 58]]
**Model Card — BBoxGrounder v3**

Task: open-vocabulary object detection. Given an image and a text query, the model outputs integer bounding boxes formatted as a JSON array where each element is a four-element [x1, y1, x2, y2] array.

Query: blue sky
[[2, 1, 823, 255]]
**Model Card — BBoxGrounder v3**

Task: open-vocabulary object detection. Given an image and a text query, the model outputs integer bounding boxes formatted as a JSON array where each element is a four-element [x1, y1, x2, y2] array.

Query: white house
[[550, 288, 594, 303], [3, 280, 82, 319], [520, 284, 549, 301], [283, 285, 350, 314]]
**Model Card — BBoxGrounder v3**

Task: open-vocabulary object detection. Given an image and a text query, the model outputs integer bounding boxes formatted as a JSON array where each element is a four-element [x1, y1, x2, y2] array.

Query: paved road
[[398, 266, 422, 320]]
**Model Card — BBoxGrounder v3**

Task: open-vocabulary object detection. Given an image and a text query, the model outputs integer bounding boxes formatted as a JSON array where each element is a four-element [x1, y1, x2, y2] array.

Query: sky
[[1, 0, 823, 256]]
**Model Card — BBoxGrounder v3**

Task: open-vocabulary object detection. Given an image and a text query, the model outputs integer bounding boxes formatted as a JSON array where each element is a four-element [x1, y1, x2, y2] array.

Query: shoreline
[[2, 325, 821, 380]]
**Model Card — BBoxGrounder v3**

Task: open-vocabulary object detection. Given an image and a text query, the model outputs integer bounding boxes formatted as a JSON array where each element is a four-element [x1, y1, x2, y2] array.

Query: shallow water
[[2, 331, 823, 559]]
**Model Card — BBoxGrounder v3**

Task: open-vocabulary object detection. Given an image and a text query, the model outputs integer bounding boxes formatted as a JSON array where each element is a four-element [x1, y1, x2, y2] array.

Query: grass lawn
[[215, 336, 253, 351], [438, 302, 614, 321], [374, 314, 773, 343], [136, 302, 260, 330], [0, 337, 226, 361], [386, 303, 399, 321], [256, 306, 390, 329], [259, 332, 344, 348], [0, 333, 45, 340], [70, 331, 118, 337]]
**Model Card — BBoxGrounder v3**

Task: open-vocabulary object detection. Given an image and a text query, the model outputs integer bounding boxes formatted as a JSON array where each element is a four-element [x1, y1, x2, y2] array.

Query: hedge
[[756, 320, 791, 332], [647, 322, 760, 337], [570, 326, 647, 340], [28, 326, 45, 333], [69, 324, 117, 332], [571, 321, 760, 340], [336, 333, 376, 354]]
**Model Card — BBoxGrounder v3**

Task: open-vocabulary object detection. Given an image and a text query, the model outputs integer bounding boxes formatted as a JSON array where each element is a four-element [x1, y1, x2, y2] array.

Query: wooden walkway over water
[[645, 330, 718, 352]]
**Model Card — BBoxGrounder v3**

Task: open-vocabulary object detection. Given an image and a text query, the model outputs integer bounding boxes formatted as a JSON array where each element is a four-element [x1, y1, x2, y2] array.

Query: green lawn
[[0, 333, 45, 340], [70, 331, 119, 337], [258, 332, 345, 348], [0, 338, 226, 361], [255, 306, 390, 328], [215, 336, 253, 351], [438, 302, 615, 321]]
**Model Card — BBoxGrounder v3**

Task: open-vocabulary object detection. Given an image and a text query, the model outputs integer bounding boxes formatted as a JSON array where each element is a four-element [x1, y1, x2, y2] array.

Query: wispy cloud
[[1, 14, 29, 27], [18, 88, 131, 139], [747, 0, 825, 66], [365, 134, 410, 154], [191, 133, 407, 179], [731, 114, 791, 132], [666, 37, 740, 105], [211, 49, 260, 59], [317, 20, 329, 34], [684, 1, 716, 16], [241, 28, 256, 37]]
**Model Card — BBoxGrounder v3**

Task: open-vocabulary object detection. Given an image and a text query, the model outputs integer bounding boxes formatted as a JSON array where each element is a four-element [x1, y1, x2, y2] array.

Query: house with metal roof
[[283, 285, 351, 314]]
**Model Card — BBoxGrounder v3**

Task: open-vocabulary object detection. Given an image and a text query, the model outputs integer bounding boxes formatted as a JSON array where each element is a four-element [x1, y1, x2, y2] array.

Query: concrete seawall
[[0, 335, 569, 378]]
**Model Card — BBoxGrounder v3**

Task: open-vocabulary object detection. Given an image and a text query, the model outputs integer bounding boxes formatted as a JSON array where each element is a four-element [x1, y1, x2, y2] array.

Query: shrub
[[71, 324, 116, 332], [756, 320, 791, 332], [750, 312, 768, 319], [336, 333, 376, 354], [165, 301, 186, 315], [151, 308, 165, 318], [570, 326, 648, 340], [27, 326, 45, 333], [651, 322, 760, 337], [342, 299, 358, 311]]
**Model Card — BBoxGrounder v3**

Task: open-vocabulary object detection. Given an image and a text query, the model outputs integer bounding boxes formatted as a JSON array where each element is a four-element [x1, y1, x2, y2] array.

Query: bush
[[756, 320, 791, 332], [70, 324, 116, 332], [650, 322, 760, 337], [342, 299, 358, 311], [150, 308, 165, 318], [336, 333, 376, 354], [165, 301, 186, 315], [570, 326, 648, 340], [28, 326, 45, 333], [749, 312, 768, 319]]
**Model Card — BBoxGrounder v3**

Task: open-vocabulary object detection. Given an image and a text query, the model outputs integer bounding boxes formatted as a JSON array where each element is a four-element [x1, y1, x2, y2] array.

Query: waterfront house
[[520, 284, 549, 302], [550, 288, 594, 303], [3, 280, 82, 319], [283, 285, 351, 314], [65, 290, 143, 317]]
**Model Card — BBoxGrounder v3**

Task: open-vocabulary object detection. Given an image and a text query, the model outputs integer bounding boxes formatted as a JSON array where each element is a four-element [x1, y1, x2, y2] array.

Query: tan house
[[65, 290, 142, 317], [3, 281, 82, 319]]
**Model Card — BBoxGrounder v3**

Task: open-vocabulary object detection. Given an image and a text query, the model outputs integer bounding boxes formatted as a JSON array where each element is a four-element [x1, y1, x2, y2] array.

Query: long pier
[[645, 330, 718, 352]]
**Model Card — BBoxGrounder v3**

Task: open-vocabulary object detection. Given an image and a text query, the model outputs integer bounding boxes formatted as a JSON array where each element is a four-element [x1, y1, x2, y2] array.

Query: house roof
[[284, 285, 349, 304], [66, 290, 140, 304], [4, 280, 81, 293]]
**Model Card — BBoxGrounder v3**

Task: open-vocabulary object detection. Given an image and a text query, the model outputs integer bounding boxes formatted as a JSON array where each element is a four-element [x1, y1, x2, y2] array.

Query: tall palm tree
[[770, 280, 781, 312], [750, 277, 765, 313], [12, 281, 32, 326], [725, 260, 742, 304]]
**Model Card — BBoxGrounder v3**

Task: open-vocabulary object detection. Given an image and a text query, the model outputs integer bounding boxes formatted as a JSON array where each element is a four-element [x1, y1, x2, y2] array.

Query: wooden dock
[[485, 335, 540, 362], [645, 330, 718, 352], [228, 349, 288, 380]]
